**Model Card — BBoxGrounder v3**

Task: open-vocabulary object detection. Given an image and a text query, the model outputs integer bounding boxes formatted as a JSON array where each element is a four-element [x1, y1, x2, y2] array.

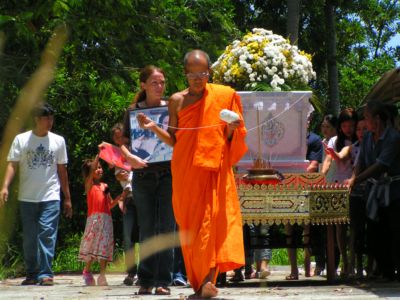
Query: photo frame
[[128, 106, 172, 163]]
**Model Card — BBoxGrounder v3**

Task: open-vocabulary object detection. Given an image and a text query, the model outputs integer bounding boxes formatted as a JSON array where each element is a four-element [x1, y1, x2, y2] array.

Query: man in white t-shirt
[[0, 103, 72, 286]]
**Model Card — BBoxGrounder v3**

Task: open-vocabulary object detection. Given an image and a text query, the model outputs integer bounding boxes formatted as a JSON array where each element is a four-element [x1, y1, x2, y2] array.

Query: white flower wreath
[[212, 28, 316, 91]]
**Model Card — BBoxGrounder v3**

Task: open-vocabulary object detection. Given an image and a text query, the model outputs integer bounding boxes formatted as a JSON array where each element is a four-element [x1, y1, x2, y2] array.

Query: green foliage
[[270, 248, 306, 266], [0, 188, 23, 280], [53, 233, 85, 273], [53, 233, 126, 273], [356, 0, 400, 58], [339, 53, 396, 109], [0, 240, 24, 280]]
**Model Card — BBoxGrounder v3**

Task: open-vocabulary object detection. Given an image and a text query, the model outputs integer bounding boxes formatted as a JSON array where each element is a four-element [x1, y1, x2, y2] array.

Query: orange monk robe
[[171, 83, 248, 292]]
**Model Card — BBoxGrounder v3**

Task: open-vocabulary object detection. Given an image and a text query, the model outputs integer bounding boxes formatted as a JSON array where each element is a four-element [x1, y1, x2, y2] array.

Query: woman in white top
[[320, 114, 338, 183], [322, 108, 358, 278], [310, 114, 338, 277], [325, 115, 368, 278]]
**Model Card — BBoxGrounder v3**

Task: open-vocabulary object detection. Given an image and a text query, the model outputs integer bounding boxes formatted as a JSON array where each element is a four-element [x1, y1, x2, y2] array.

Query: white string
[[162, 123, 224, 130], [150, 94, 307, 131]]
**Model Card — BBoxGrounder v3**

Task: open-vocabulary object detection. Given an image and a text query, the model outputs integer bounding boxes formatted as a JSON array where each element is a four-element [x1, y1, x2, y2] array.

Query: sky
[[388, 32, 400, 48], [388, 33, 400, 66]]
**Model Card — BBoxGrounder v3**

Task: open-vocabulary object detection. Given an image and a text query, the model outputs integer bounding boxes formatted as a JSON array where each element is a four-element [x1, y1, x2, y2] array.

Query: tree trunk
[[325, 0, 340, 115], [287, 0, 301, 45]]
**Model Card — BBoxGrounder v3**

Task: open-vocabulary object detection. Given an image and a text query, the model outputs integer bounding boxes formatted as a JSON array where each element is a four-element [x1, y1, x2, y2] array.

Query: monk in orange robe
[[137, 50, 247, 298]]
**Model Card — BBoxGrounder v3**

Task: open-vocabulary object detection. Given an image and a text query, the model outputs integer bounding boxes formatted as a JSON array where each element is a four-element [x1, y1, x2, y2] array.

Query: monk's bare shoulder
[[169, 91, 185, 103], [169, 90, 186, 113]]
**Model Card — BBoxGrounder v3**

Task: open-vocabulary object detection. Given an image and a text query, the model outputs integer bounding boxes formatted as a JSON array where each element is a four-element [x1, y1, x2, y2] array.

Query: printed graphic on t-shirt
[[26, 144, 55, 169]]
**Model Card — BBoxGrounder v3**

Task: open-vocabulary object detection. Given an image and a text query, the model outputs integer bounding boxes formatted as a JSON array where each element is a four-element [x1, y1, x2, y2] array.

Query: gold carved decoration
[[237, 173, 350, 225]]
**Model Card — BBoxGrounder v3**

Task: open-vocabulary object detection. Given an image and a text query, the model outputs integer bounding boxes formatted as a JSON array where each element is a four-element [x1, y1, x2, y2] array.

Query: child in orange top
[[78, 155, 127, 286]]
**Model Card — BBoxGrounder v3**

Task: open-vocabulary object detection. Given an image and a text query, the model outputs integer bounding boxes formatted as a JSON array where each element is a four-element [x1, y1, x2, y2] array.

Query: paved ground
[[1, 266, 400, 299]]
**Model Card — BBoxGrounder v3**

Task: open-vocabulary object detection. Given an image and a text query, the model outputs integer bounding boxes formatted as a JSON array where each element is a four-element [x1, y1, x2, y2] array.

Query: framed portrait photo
[[128, 106, 172, 163]]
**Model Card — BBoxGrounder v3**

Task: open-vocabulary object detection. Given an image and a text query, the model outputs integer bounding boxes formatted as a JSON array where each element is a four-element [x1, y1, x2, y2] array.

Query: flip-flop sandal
[[21, 278, 38, 285], [245, 271, 257, 279], [285, 274, 299, 280], [155, 286, 171, 295], [39, 277, 54, 286], [229, 272, 244, 282], [138, 286, 153, 295], [258, 270, 271, 279]]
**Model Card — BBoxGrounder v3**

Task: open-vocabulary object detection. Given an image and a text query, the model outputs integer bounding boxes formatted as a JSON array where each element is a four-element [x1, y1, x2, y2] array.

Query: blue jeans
[[245, 224, 272, 274], [132, 169, 175, 287], [173, 230, 186, 282], [123, 197, 139, 276], [19, 200, 60, 281]]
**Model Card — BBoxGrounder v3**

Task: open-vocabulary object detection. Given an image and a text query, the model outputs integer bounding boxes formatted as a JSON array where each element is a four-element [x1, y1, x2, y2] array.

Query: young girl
[[322, 108, 357, 278], [321, 111, 356, 183], [309, 114, 337, 277], [111, 123, 140, 286], [320, 114, 338, 145], [320, 114, 338, 183], [78, 155, 127, 286]]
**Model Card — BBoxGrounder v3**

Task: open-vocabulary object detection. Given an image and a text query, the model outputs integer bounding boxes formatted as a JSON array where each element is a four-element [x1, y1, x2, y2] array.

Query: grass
[[270, 248, 308, 266], [0, 241, 25, 279], [0, 233, 131, 279], [52, 233, 131, 274]]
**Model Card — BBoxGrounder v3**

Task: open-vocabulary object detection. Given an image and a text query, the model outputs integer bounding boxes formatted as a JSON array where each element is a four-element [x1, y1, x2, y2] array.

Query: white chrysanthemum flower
[[212, 28, 315, 90]]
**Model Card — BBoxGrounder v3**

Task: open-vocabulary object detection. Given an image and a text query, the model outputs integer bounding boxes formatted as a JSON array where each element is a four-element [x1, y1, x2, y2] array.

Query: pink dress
[[78, 183, 114, 262]]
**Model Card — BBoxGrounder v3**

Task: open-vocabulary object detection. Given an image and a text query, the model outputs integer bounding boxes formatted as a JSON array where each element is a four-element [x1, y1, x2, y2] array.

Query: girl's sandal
[[285, 274, 299, 280], [82, 271, 95, 286]]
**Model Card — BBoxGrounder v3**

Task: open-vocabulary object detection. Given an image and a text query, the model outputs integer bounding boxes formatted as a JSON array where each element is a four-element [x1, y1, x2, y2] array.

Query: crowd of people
[[1, 49, 400, 299], [313, 103, 400, 281]]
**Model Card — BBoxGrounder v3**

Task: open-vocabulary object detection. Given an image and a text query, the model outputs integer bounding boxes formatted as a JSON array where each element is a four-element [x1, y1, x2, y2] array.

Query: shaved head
[[184, 50, 211, 70]]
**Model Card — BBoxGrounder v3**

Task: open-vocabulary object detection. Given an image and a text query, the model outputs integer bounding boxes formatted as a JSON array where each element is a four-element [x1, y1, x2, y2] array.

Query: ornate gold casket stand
[[236, 172, 350, 283], [238, 173, 349, 225]]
